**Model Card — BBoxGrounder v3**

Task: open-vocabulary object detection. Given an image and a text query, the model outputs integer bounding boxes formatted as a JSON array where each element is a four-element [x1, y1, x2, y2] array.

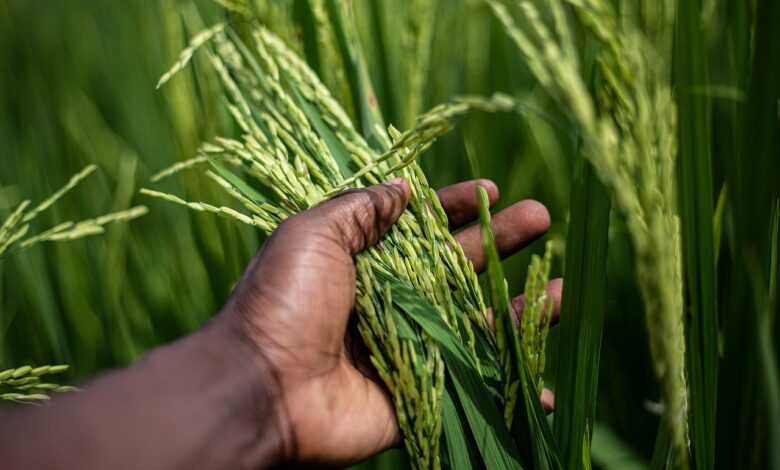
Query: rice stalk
[[474, 185, 560, 470], [307, 0, 355, 120], [399, 0, 438, 128], [489, 0, 689, 466], [716, 0, 780, 466], [674, 2, 718, 468], [552, 157, 611, 469], [233, 0, 302, 54], [477, 186, 521, 429], [519, 241, 553, 396], [213, 0, 252, 17], [321, 0, 388, 149], [157, 23, 227, 90], [0, 166, 148, 259], [0, 165, 146, 402], [147, 20, 545, 469]]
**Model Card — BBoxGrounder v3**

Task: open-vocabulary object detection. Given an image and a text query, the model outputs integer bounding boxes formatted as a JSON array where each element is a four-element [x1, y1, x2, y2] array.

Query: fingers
[[313, 178, 411, 255], [510, 278, 563, 327], [437, 179, 499, 230], [486, 278, 563, 329], [487, 279, 561, 416], [455, 199, 551, 273], [541, 388, 555, 414]]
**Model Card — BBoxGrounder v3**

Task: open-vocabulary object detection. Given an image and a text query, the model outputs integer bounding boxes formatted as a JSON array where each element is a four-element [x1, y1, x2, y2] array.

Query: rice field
[[1, 0, 778, 469]]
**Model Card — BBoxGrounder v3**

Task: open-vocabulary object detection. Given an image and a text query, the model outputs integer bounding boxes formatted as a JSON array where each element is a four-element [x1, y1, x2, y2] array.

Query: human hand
[[219, 178, 562, 467]]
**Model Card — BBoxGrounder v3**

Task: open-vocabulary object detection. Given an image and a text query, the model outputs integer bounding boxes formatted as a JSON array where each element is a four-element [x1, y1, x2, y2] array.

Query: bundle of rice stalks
[[146, 13, 557, 469]]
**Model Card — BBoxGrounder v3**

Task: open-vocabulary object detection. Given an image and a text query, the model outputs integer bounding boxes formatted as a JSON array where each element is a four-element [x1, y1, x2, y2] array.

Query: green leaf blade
[[552, 160, 610, 470], [674, 2, 719, 468], [378, 270, 524, 470]]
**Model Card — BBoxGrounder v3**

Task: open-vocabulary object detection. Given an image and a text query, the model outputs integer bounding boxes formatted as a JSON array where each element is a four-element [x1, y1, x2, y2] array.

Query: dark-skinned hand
[[0, 178, 562, 470], [220, 177, 563, 467]]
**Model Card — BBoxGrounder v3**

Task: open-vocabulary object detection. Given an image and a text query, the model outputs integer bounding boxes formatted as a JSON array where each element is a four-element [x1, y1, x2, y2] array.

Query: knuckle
[[275, 213, 307, 237], [336, 190, 381, 251], [274, 185, 399, 255]]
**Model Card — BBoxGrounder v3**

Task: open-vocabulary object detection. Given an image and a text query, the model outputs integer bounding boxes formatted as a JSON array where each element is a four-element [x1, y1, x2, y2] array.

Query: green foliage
[[0, 165, 147, 259], [477, 186, 560, 470], [715, 0, 780, 467], [520, 241, 553, 395], [673, 2, 718, 468], [0, 158, 146, 405], [146, 20, 541, 469], [489, 0, 688, 466], [2, 0, 779, 469], [380, 270, 523, 469], [553, 161, 611, 470]]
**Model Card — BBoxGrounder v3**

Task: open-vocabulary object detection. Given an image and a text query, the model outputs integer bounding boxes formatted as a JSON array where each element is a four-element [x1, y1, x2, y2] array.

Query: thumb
[[311, 178, 411, 256]]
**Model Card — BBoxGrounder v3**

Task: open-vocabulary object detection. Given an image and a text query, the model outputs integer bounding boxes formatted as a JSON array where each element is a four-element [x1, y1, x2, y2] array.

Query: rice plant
[[140, 0, 780, 467], [0, 165, 146, 402], [0, 165, 147, 259], [488, 0, 691, 466], [2, 0, 779, 469], [142, 4, 569, 464]]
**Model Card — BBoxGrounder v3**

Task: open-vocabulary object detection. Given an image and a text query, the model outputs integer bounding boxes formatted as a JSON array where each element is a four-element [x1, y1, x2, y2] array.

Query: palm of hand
[[224, 179, 560, 466]]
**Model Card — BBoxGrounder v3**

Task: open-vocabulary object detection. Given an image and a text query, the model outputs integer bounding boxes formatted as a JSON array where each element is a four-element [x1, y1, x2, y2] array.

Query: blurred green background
[[2, 1, 766, 468]]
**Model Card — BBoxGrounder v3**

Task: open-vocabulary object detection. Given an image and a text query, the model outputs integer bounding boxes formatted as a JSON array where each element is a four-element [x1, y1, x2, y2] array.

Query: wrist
[[193, 316, 292, 468]]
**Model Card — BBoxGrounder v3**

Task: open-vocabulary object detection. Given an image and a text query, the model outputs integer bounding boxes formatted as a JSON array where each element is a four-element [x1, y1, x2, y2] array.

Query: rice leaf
[[553, 160, 611, 470], [294, 88, 355, 177], [591, 423, 647, 470], [208, 161, 269, 204], [513, 353, 562, 470], [442, 386, 478, 470], [364, 0, 398, 131], [476, 187, 519, 422], [476, 187, 561, 470], [378, 271, 524, 470], [716, 0, 780, 466], [323, 0, 388, 150], [761, 199, 780, 469], [674, 1, 718, 468], [650, 418, 672, 470]]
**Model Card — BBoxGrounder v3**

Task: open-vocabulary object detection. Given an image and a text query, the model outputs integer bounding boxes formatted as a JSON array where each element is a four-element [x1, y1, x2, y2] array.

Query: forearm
[[0, 319, 285, 470]]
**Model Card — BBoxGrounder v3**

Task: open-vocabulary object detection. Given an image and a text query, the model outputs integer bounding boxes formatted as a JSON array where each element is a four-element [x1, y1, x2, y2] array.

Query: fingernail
[[386, 177, 410, 198]]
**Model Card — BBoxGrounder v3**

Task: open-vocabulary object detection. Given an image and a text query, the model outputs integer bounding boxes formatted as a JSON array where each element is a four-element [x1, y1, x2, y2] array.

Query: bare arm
[[0, 178, 558, 469], [0, 320, 284, 470]]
